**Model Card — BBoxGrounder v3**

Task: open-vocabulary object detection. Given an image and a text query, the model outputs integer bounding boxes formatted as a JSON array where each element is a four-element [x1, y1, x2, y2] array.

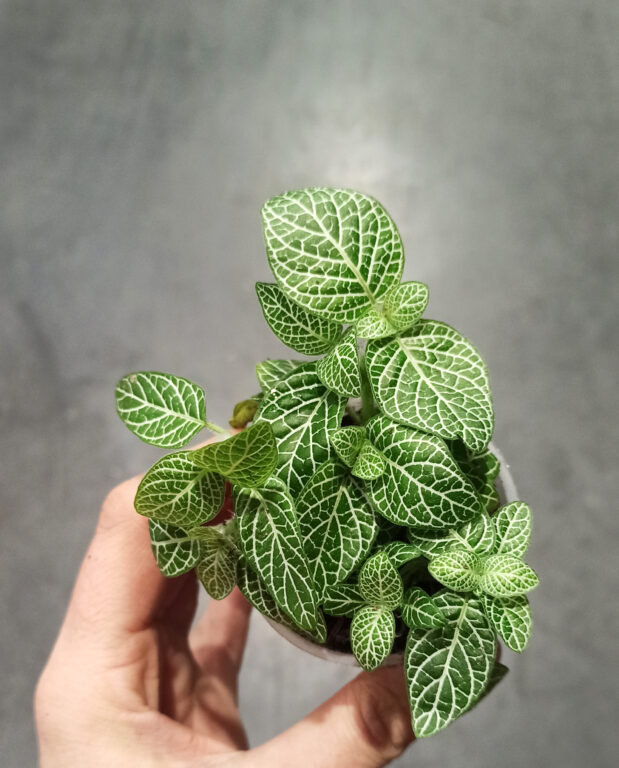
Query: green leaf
[[236, 558, 325, 644], [196, 528, 238, 600], [381, 541, 420, 569], [351, 440, 386, 480], [383, 281, 429, 331], [316, 330, 361, 397], [365, 415, 481, 529], [351, 606, 396, 670], [321, 582, 365, 618], [428, 549, 482, 592], [192, 422, 277, 488], [262, 187, 404, 323], [148, 520, 201, 577], [366, 320, 493, 453], [401, 587, 447, 629], [296, 460, 377, 600], [355, 308, 398, 339], [229, 398, 260, 429], [235, 479, 318, 631], [479, 554, 539, 598], [328, 426, 366, 466], [135, 452, 225, 527], [408, 511, 495, 558], [492, 502, 532, 558], [115, 371, 207, 448], [481, 594, 532, 653], [255, 363, 346, 494], [405, 592, 496, 737], [256, 282, 342, 355], [447, 440, 500, 514], [255, 359, 304, 392], [358, 551, 403, 610]]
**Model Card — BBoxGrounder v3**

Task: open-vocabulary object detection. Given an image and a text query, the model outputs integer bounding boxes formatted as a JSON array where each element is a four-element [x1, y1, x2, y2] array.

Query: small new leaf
[[355, 307, 397, 339], [229, 398, 260, 429], [328, 426, 366, 467], [358, 551, 403, 610], [493, 502, 532, 558], [115, 371, 206, 448], [351, 440, 386, 480], [479, 554, 539, 598], [381, 541, 420, 569], [196, 528, 238, 600], [192, 422, 277, 488], [317, 330, 361, 397], [135, 452, 225, 527], [321, 582, 365, 618], [428, 549, 482, 592], [383, 281, 429, 331], [401, 587, 447, 629], [255, 359, 303, 392], [482, 594, 532, 653], [351, 606, 395, 671], [256, 282, 342, 355], [149, 520, 201, 577]]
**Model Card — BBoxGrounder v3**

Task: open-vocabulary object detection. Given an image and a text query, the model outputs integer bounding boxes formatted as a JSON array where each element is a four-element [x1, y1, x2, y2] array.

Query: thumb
[[251, 665, 414, 768]]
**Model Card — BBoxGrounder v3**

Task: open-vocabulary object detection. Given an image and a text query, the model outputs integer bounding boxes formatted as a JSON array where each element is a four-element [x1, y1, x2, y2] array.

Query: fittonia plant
[[115, 187, 538, 737]]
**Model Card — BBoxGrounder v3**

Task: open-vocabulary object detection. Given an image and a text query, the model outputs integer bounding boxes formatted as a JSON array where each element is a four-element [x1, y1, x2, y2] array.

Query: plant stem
[[359, 354, 375, 425], [204, 421, 232, 435]]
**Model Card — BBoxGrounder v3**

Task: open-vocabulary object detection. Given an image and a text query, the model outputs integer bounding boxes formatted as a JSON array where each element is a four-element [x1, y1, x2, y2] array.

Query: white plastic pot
[[266, 443, 518, 666]]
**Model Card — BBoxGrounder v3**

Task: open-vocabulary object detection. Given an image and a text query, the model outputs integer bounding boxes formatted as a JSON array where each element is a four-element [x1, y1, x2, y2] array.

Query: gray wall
[[1, 1, 618, 766]]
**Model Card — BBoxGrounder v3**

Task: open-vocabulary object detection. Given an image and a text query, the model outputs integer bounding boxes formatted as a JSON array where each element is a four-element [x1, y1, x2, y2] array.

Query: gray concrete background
[[1, 1, 618, 766]]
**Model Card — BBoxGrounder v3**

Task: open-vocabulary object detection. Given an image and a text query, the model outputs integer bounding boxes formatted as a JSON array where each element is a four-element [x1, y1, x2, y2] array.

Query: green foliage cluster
[[115, 187, 538, 738]]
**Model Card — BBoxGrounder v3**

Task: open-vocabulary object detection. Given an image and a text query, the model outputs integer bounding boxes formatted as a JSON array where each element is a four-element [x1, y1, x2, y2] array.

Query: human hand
[[35, 474, 414, 767]]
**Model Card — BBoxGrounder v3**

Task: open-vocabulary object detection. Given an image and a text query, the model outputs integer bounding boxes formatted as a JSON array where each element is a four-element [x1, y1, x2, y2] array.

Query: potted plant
[[115, 187, 538, 738]]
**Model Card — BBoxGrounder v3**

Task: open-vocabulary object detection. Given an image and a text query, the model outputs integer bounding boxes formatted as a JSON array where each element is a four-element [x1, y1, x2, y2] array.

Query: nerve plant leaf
[[321, 582, 365, 618], [405, 592, 496, 737], [358, 551, 403, 610], [135, 452, 225, 527], [481, 594, 532, 653], [262, 187, 404, 323], [355, 307, 398, 340], [192, 422, 277, 488], [381, 541, 420, 569], [401, 587, 447, 630], [255, 363, 347, 494], [196, 528, 238, 600], [492, 502, 532, 558], [148, 520, 201, 577], [316, 330, 361, 397], [408, 511, 495, 558], [328, 426, 366, 466], [351, 606, 395, 671], [428, 549, 482, 593], [255, 359, 304, 392], [351, 440, 386, 480], [382, 281, 429, 331], [479, 554, 539, 598], [366, 320, 494, 453], [229, 398, 260, 429], [365, 415, 481, 529], [447, 440, 500, 514], [115, 371, 206, 448], [296, 460, 377, 600], [235, 479, 318, 631], [256, 282, 342, 355]]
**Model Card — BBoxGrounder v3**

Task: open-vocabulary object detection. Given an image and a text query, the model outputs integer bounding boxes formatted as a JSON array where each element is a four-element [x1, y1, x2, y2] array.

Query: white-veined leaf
[[492, 502, 532, 558], [408, 511, 495, 558], [196, 528, 238, 600], [401, 587, 447, 629], [481, 594, 532, 653], [383, 281, 429, 331], [297, 460, 377, 600], [256, 282, 342, 355], [381, 541, 420, 568], [358, 551, 403, 610], [446, 440, 500, 514], [351, 440, 386, 480], [262, 188, 404, 323], [255, 359, 304, 392], [405, 592, 495, 737], [235, 479, 318, 631], [321, 582, 365, 618], [366, 320, 493, 453], [428, 549, 482, 592], [355, 307, 398, 339], [365, 415, 481, 529], [351, 606, 395, 671], [149, 520, 201, 577], [316, 330, 361, 397], [255, 363, 346, 494], [135, 452, 225, 527], [115, 371, 206, 448], [479, 554, 539, 598], [192, 422, 277, 488], [329, 426, 366, 466]]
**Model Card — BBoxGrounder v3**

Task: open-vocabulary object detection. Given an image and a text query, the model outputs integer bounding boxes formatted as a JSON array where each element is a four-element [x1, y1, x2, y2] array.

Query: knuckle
[[353, 674, 414, 760]]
